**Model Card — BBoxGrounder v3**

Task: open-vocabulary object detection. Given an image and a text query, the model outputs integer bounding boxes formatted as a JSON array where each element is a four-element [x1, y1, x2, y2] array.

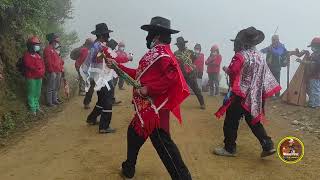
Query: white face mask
[[195, 50, 201, 54], [119, 47, 125, 51], [54, 43, 60, 49], [150, 39, 157, 49], [312, 47, 319, 52], [34, 45, 41, 52]]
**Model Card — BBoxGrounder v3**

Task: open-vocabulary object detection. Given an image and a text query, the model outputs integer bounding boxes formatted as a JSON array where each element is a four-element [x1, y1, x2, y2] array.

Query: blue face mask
[[34, 45, 41, 52]]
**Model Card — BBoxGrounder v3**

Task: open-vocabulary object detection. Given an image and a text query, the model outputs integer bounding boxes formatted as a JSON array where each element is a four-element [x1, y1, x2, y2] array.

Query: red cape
[[164, 45, 190, 123]]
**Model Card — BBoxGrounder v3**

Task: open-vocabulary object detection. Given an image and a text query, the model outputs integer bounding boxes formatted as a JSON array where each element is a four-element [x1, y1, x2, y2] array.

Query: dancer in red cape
[[108, 16, 192, 180]]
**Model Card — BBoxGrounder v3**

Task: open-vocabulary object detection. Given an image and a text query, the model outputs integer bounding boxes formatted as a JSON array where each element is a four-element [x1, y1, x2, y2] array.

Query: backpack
[[70, 47, 82, 60], [16, 57, 26, 76]]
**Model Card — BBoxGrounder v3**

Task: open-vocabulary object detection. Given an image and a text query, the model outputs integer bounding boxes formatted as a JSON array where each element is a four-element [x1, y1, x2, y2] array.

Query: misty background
[[66, 0, 319, 89]]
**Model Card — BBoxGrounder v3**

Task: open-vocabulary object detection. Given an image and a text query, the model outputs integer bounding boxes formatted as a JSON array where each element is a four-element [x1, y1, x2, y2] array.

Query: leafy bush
[[0, 0, 78, 138], [0, 112, 15, 137], [0, 0, 78, 58]]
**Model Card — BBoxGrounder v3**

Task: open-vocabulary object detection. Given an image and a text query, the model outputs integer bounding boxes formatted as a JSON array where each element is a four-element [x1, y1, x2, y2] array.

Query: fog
[[67, 0, 319, 88]]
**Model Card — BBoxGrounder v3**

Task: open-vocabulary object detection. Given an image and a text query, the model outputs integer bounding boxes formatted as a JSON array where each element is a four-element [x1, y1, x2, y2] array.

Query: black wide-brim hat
[[175, 36, 188, 45], [308, 37, 320, 47], [141, 16, 179, 34], [91, 23, 113, 35], [231, 26, 265, 46]]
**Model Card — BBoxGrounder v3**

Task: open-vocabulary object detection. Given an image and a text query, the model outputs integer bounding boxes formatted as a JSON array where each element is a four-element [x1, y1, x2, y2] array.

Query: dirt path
[[0, 89, 319, 180]]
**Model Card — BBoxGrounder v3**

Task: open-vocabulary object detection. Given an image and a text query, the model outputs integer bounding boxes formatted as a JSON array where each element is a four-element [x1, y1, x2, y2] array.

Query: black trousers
[[223, 97, 273, 153], [184, 73, 205, 106], [83, 80, 95, 106], [84, 79, 116, 106], [270, 69, 281, 97], [122, 113, 192, 179], [208, 72, 220, 95], [87, 83, 114, 130]]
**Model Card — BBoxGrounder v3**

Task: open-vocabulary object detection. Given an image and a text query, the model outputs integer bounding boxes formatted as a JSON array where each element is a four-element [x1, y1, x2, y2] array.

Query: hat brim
[[243, 30, 265, 46], [308, 44, 320, 48], [141, 25, 179, 34], [174, 41, 188, 45], [230, 30, 265, 46], [91, 30, 113, 35], [253, 30, 265, 45]]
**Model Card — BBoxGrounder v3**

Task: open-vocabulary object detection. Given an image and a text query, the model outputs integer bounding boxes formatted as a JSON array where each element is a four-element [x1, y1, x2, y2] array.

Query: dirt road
[[0, 89, 319, 180]]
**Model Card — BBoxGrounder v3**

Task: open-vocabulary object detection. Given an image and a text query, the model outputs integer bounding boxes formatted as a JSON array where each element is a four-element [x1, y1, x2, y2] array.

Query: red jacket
[[24, 52, 45, 79], [115, 50, 130, 64], [194, 53, 205, 72], [44, 45, 63, 73], [225, 53, 245, 89], [118, 45, 189, 122], [75, 47, 89, 70], [206, 54, 222, 73], [118, 56, 178, 106]]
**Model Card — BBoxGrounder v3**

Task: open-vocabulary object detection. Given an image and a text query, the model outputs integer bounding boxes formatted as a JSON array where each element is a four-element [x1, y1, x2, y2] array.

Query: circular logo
[[277, 136, 304, 164]]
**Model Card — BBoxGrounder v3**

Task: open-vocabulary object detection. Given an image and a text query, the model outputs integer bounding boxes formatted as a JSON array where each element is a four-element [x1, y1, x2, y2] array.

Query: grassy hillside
[[0, 0, 78, 139]]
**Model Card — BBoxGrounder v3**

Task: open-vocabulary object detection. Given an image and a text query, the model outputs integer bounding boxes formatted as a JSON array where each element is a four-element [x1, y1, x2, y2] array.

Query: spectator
[[193, 43, 205, 91], [44, 33, 63, 107], [24, 36, 45, 115], [206, 45, 222, 96], [114, 41, 133, 90], [296, 37, 320, 108]]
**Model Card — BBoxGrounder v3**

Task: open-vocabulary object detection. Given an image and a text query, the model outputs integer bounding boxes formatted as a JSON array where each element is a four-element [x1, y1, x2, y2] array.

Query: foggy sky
[[67, 0, 319, 88]]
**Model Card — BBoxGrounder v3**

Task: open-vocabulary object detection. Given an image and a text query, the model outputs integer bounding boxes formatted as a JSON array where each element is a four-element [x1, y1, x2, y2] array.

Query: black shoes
[[261, 148, 276, 158]]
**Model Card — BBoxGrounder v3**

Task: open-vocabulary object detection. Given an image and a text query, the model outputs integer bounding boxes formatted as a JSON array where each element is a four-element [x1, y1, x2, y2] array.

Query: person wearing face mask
[[193, 43, 205, 91], [107, 16, 192, 180], [206, 45, 222, 96], [23, 36, 45, 115], [80, 23, 118, 134], [296, 37, 320, 108], [175, 37, 206, 110], [214, 27, 281, 158], [44, 33, 63, 107], [261, 35, 288, 98], [114, 41, 133, 90]]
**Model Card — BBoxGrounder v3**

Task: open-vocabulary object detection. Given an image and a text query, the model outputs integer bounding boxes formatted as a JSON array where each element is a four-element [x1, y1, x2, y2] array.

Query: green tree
[[0, 0, 78, 93]]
